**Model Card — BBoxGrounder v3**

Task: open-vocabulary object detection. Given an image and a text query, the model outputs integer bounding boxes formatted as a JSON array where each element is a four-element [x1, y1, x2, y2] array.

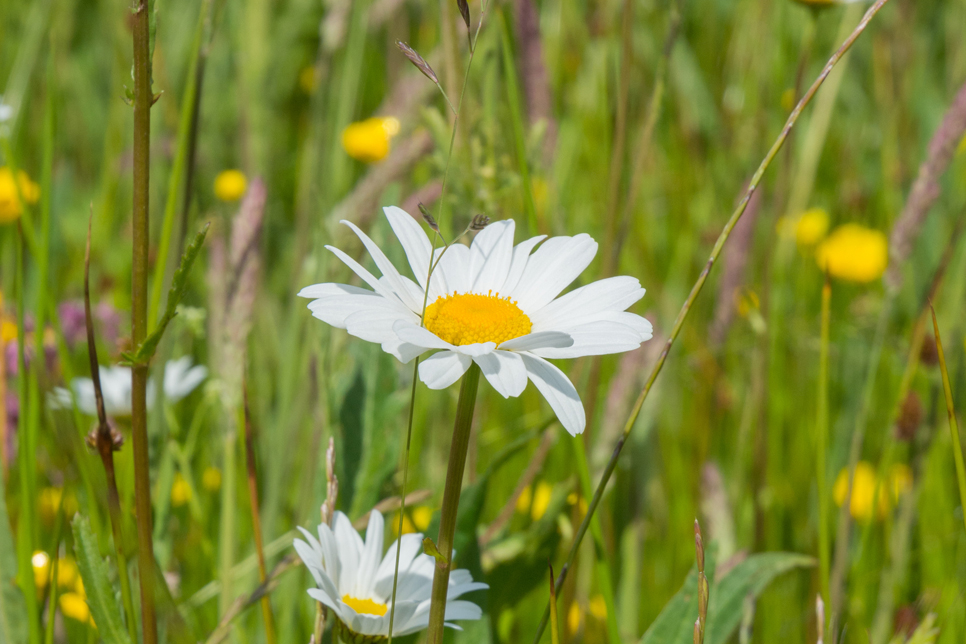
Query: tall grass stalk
[[930, 307, 966, 536], [531, 2, 892, 638], [130, 0, 158, 639], [816, 273, 831, 614]]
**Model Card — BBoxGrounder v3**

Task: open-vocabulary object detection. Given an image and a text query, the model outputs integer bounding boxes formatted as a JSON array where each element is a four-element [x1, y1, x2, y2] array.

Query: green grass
[[1, 0, 966, 642]]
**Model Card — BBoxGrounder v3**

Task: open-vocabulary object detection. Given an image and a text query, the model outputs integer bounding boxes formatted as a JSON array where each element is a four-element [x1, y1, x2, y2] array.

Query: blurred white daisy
[[0, 97, 11, 124], [299, 207, 652, 435], [294, 510, 486, 640], [49, 356, 207, 417]]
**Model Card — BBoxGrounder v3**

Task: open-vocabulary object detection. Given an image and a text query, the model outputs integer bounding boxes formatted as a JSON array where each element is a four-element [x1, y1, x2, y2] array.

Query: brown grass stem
[[130, 0, 158, 639], [85, 215, 138, 644], [531, 2, 891, 639], [816, 272, 831, 615]]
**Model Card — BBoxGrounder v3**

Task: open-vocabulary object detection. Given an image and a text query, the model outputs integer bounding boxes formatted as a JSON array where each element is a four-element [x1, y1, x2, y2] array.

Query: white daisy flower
[[298, 207, 652, 435], [49, 356, 207, 417], [294, 510, 486, 640]]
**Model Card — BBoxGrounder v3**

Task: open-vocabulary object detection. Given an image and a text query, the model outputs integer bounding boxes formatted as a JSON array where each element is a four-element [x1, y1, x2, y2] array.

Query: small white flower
[[49, 357, 207, 417], [294, 510, 486, 639], [299, 207, 652, 435]]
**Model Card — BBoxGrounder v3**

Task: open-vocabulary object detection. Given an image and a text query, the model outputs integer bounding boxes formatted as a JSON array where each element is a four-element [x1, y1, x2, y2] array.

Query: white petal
[[529, 276, 646, 329], [497, 331, 574, 352], [530, 319, 648, 359], [519, 352, 585, 436], [294, 538, 325, 587], [385, 601, 419, 637], [434, 243, 471, 295], [469, 220, 515, 293], [341, 220, 424, 311], [354, 511, 385, 597], [454, 342, 496, 357], [307, 588, 341, 614], [501, 235, 546, 294], [326, 245, 401, 303], [298, 282, 372, 299], [316, 523, 342, 584], [343, 308, 418, 346], [443, 599, 484, 621], [473, 350, 527, 398], [308, 292, 409, 332], [333, 512, 363, 592], [392, 320, 455, 351], [374, 534, 424, 596], [380, 336, 429, 364], [384, 206, 434, 288], [510, 235, 598, 312], [418, 352, 472, 390]]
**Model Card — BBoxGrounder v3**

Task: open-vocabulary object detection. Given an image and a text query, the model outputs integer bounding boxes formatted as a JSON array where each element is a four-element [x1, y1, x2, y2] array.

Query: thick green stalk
[[931, 309, 966, 536], [131, 0, 157, 640], [426, 363, 481, 644], [816, 276, 831, 613], [530, 2, 892, 639]]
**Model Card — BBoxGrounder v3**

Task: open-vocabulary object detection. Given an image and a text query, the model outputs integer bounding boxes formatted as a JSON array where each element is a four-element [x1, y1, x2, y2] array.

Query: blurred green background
[[1, 0, 965, 642]]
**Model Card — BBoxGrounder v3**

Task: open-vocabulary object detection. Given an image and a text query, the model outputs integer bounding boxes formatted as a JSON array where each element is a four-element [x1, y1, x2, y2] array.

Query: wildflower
[[59, 592, 94, 625], [299, 207, 653, 436], [32, 551, 50, 590], [202, 466, 223, 492], [57, 557, 81, 591], [411, 506, 433, 531], [567, 602, 582, 634], [833, 461, 913, 521], [530, 482, 552, 520], [49, 356, 207, 417], [589, 595, 607, 620], [342, 117, 401, 163], [294, 510, 486, 639], [795, 208, 830, 246], [815, 224, 888, 283], [0, 167, 40, 224], [39, 487, 77, 524], [213, 170, 248, 202], [516, 486, 533, 513], [171, 473, 192, 508]]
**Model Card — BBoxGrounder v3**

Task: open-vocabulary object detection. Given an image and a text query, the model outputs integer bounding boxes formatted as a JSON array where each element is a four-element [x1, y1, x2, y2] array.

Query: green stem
[[131, 0, 157, 640], [218, 420, 238, 617], [816, 276, 831, 614], [426, 363, 481, 644], [931, 309, 966, 537], [530, 1, 892, 639]]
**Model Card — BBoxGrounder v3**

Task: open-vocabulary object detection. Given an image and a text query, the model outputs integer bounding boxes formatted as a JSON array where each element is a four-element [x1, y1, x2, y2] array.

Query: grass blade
[[929, 306, 966, 536]]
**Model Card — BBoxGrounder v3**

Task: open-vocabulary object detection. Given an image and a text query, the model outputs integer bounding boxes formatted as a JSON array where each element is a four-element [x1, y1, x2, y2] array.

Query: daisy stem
[[930, 307, 966, 537], [529, 1, 891, 640], [426, 362, 481, 644]]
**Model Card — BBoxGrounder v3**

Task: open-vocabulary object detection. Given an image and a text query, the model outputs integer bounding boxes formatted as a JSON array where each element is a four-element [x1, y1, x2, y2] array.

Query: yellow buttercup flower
[[202, 466, 222, 493], [411, 506, 433, 531], [213, 170, 248, 202], [390, 511, 417, 535], [516, 485, 532, 514], [815, 224, 888, 283], [795, 208, 830, 246], [0, 167, 40, 224], [833, 461, 913, 521], [58, 557, 81, 592], [530, 482, 553, 520], [1, 319, 16, 343], [341, 117, 400, 163], [59, 592, 94, 625], [32, 551, 50, 590], [589, 594, 608, 620], [171, 473, 192, 508], [567, 602, 583, 634]]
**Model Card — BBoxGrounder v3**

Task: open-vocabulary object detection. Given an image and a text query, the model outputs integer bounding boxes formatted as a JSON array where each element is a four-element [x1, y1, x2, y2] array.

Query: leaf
[[71, 515, 133, 644], [639, 550, 813, 644], [705, 552, 814, 644], [123, 223, 208, 366], [640, 547, 717, 644], [0, 475, 28, 644]]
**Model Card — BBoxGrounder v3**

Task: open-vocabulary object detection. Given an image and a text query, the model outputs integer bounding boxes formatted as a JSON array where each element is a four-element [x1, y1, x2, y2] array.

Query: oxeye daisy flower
[[294, 510, 486, 640], [49, 356, 207, 417], [299, 207, 652, 435]]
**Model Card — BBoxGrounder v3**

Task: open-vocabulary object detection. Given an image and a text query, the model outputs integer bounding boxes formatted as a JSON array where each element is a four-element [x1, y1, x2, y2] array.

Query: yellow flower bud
[[213, 170, 248, 202], [171, 473, 192, 508], [341, 117, 400, 163]]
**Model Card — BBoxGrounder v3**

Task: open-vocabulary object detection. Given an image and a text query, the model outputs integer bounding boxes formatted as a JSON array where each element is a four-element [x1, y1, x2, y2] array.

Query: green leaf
[[123, 223, 209, 366], [705, 552, 814, 644], [640, 547, 717, 644], [0, 475, 28, 644], [640, 550, 813, 644], [71, 515, 133, 644]]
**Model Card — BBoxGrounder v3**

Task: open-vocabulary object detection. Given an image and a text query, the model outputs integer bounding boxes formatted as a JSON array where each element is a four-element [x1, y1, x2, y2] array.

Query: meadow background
[[1, 0, 965, 642]]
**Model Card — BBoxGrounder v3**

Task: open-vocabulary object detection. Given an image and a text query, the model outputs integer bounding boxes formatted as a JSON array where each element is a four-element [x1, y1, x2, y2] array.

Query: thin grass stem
[[930, 307, 966, 537], [816, 273, 831, 613]]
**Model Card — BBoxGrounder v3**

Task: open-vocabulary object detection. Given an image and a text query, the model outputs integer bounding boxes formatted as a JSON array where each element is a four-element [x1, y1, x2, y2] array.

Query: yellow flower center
[[424, 291, 532, 346], [342, 595, 388, 616]]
